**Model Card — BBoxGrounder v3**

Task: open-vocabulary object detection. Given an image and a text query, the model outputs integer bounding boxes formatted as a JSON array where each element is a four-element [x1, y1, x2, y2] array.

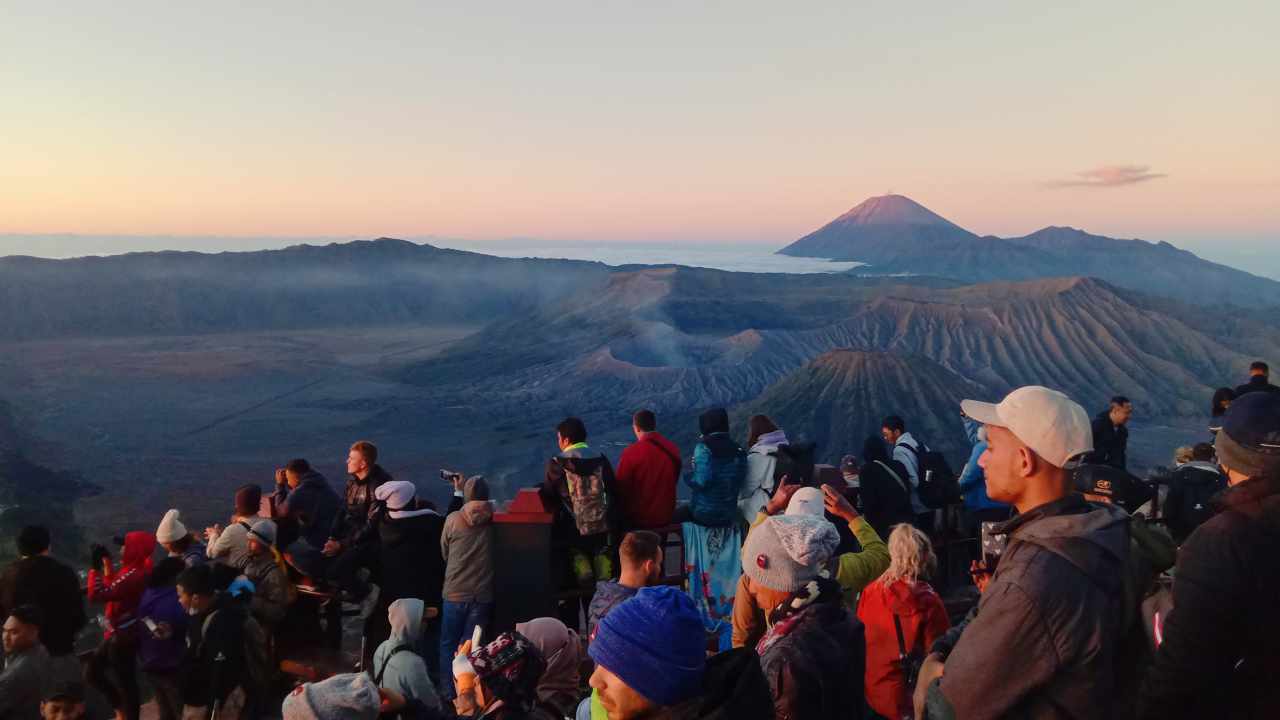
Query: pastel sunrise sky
[[2, 1, 1277, 263]]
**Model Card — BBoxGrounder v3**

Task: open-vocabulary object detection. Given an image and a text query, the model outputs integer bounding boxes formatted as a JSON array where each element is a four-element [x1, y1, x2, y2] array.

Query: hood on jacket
[[750, 430, 788, 452], [297, 469, 329, 489], [463, 476, 490, 503], [387, 598, 424, 645], [870, 577, 942, 617], [1005, 496, 1130, 589], [376, 481, 440, 520], [1176, 461, 1225, 483], [461, 499, 495, 527], [122, 531, 157, 569], [699, 408, 730, 437]]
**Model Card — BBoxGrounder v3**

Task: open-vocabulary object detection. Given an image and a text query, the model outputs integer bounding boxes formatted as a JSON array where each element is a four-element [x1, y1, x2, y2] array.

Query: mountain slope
[[0, 239, 609, 340], [778, 196, 1280, 307], [400, 267, 1274, 427], [734, 350, 986, 463]]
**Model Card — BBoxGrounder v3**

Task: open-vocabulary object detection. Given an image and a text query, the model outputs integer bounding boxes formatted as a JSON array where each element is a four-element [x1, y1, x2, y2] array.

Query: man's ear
[[1017, 445, 1038, 478]]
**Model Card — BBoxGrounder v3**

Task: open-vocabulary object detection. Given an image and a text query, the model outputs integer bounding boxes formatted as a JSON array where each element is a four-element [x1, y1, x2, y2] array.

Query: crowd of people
[[1, 361, 1279, 720]]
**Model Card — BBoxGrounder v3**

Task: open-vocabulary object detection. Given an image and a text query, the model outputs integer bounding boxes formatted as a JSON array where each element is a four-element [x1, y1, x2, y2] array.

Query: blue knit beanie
[[588, 586, 706, 707]]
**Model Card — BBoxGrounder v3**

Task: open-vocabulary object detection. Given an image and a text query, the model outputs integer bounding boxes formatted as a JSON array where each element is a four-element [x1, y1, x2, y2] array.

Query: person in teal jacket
[[678, 409, 746, 527]]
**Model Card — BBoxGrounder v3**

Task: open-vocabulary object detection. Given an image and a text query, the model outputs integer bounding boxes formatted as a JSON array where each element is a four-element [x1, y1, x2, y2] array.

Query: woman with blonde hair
[[856, 524, 950, 720]]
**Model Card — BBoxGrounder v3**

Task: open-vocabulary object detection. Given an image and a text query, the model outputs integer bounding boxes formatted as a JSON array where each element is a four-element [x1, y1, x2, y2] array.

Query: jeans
[[438, 600, 493, 699]]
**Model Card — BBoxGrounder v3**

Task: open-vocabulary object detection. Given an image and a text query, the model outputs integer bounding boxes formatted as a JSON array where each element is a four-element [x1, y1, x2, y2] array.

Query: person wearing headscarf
[[371, 599, 441, 719], [453, 632, 547, 719], [514, 618, 582, 719]]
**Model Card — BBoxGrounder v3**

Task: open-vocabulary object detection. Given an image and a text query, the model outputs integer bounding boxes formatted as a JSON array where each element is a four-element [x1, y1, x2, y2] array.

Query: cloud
[[1045, 165, 1167, 188]]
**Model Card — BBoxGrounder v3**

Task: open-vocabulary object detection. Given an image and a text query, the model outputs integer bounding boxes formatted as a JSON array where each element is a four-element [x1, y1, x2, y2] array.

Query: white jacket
[[739, 430, 789, 523]]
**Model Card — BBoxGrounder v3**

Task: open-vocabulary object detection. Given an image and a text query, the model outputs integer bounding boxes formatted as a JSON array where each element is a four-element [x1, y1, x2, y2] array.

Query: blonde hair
[[881, 524, 937, 585]]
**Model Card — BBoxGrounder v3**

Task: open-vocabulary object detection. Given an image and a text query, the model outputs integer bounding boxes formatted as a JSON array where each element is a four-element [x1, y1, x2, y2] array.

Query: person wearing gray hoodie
[[371, 599, 441, 719], [438, 476, 494, 700], [917, 387, 1131, 720]]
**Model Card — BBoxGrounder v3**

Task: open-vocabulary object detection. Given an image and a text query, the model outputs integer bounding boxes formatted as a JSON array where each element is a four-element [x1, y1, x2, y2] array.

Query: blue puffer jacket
[[686, 432, 747, 527], [959, 417, 1008, 512]]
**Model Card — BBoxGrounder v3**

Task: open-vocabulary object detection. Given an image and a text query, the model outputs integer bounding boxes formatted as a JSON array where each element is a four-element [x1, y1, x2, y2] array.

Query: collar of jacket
[[563, 442, 589, 452], [993, 494, 1091, 536], [1211, 473, 1280, 514]]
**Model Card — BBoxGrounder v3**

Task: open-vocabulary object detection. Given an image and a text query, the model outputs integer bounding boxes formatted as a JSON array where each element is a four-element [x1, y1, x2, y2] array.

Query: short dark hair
[[1191, 442, 1216, 462], [16, 526, 50, 557], [881, 415, 906, 433], [285, 458, 311, 474], [9, 604, 43, 629], [633, 410, 656, 433], [1251, 361, 1269, 374], [1110, 396, 1131, 407], [620, 531, 662, 567], [177, 564, 217, 597], [350, 441, 378, 465], [556, 417, 587, 444]]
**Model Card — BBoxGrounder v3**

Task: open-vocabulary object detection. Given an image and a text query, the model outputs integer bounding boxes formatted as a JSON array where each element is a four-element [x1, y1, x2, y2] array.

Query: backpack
[[1110, 516, 1176, 716], [903, 443, 960, 509], [1164, 465, 1224, 539], [557, 458, 611, 537], [769, 442, 817, 488], [201, 609, 275, 696]]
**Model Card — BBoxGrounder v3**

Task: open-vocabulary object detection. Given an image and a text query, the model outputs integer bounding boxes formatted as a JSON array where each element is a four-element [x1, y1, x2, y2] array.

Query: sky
[[1, 1, 1277, 267]]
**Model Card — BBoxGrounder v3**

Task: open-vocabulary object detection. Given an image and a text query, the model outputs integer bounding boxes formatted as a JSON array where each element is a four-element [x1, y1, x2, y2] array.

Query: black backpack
[[1164, 465, 1225, 541], [904, 442, 959, 509], [770, 442, 817, 488]]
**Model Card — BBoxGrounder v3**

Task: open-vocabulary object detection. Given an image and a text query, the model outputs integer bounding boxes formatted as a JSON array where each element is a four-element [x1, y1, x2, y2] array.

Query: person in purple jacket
[[135, 558, 189, 720]]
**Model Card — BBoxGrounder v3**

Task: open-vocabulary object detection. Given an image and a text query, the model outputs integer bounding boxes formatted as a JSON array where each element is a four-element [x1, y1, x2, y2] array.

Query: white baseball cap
[[960, 386, 1093, 468]]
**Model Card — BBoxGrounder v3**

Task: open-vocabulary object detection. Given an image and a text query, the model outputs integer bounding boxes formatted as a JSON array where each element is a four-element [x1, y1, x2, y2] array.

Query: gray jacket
[[0, 643, 49, 720], [931, 495, 1129, 720], [441, 477, 495, 603]]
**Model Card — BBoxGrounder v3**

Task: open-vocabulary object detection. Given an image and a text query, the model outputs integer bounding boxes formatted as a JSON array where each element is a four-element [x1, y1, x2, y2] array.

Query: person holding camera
[[86, 531, 156, 720], [269, 458, 341, 576]]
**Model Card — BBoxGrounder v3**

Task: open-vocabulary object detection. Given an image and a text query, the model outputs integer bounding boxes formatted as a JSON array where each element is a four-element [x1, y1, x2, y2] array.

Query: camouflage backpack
[[557, 458, 610, 536]]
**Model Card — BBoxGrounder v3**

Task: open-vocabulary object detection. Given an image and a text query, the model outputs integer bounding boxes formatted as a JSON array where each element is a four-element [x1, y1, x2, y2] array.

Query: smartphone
[[142, 617, 159, 635], [979, 521, 1009, 572], [471, 625, 483, 650]]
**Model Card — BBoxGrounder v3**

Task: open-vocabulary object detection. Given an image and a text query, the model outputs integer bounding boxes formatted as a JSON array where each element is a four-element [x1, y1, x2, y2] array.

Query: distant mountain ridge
[[778, 195, 1280, 307], [0, 238, 608, 341]]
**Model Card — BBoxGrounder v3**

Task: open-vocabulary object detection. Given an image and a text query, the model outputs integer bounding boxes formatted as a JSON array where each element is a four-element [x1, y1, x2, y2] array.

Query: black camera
[[440, 469, 463, 482]]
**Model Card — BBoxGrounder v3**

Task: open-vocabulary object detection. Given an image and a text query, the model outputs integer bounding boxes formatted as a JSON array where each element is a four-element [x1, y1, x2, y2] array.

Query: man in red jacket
[[614, 410, 681, 530]]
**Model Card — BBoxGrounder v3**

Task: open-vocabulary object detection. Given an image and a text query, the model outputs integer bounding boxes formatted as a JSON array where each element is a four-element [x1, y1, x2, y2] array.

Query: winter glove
[[452, 639, 476, 694]]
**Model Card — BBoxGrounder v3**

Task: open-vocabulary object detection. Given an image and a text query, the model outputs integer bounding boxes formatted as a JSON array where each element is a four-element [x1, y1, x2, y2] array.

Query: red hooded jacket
[[87, 531, 155, 638], [856, 576, 950, 719]]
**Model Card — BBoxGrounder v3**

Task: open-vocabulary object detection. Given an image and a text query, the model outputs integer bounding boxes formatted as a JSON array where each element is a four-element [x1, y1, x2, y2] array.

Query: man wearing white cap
[[917, 386, 1130, 720]]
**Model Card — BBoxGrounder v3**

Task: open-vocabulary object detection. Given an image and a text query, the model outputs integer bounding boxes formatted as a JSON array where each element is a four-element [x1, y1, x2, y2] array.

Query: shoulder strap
[[373, 644, 414, 686], [893, 613, 908, 658], [646, 436, 681, 473], [875, 461, 912, 496], [237, 520, 253, 532]]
